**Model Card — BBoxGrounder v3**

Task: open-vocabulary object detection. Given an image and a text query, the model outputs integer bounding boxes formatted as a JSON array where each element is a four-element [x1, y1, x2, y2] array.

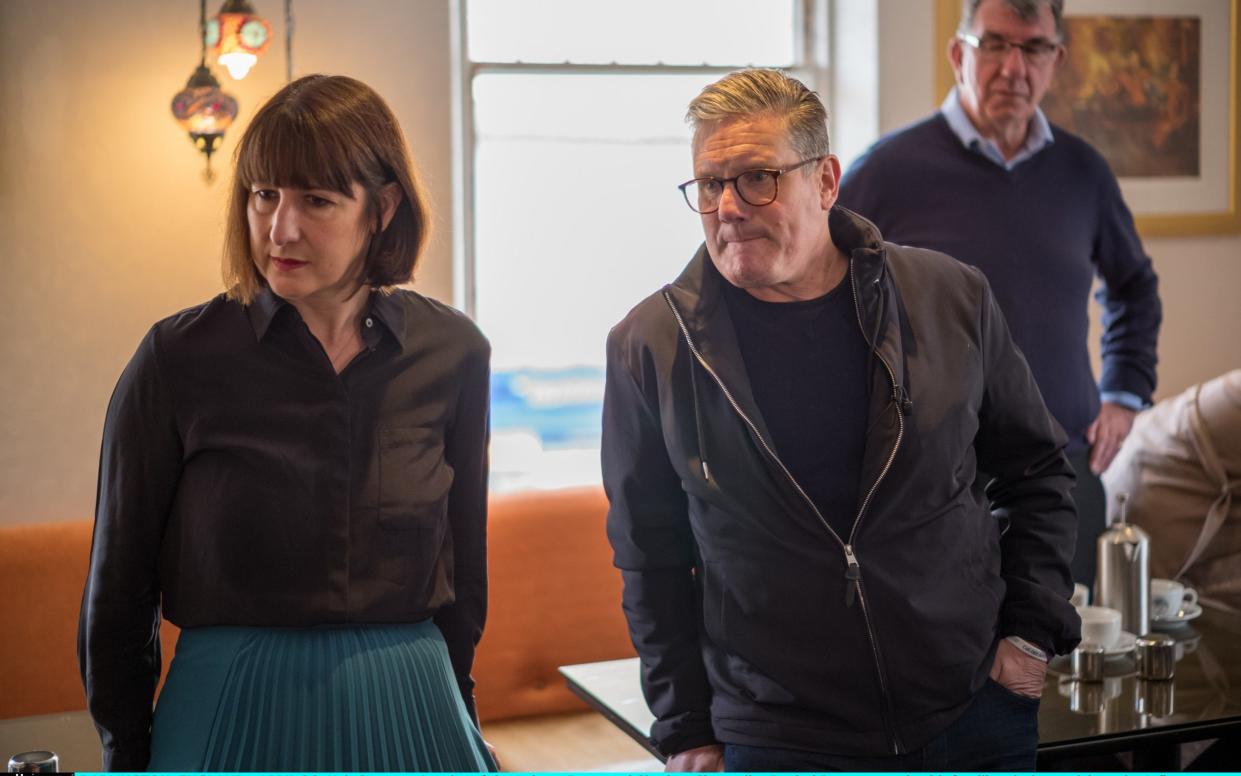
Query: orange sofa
[[0, 486, 635, 724]]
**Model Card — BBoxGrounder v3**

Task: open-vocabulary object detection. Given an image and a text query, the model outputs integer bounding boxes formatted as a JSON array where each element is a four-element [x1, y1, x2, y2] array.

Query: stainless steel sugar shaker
[[1135, 633, 1177, 680], [7, 751, 59, 773], [1072, 642, 1107, 682]]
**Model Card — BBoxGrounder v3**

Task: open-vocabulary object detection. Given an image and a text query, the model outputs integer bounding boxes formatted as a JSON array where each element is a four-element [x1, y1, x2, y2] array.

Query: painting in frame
[[933, 0, 1240, 236]]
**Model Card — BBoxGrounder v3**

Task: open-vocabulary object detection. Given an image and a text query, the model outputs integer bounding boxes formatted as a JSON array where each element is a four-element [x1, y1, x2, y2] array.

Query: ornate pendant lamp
[[170, 0, 239, 181], [206, 0, 273, 80]]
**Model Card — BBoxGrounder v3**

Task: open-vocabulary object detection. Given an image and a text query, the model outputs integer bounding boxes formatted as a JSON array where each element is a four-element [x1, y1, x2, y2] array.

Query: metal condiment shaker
[[7, 751, 58, 773], [1096, 493, 1150, 636], [1135, 633, 1177, 680], [1071, 642, 1106, 682]]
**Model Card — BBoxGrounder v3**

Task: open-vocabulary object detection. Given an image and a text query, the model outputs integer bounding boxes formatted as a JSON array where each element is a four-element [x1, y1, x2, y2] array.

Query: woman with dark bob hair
[[79, 74, 495, 772]]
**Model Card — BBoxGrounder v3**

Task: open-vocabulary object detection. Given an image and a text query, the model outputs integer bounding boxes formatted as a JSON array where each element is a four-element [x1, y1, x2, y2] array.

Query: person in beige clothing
[[1102, 370, 1241, 612]]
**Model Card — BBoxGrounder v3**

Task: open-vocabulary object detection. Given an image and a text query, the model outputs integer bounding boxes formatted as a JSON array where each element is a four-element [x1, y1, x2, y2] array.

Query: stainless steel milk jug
[[1096, 493, 1150, 636]]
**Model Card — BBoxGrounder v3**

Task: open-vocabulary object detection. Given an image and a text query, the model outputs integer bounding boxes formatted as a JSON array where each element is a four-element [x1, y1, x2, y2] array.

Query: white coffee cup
[[1070, 582, 1090, 608], [1151, 578, 1198, 619], [1077, 605, 1122, 648]]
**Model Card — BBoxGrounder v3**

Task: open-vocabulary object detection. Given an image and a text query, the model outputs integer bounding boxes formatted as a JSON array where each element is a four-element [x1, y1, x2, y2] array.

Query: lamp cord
[[285, 0, 293, 82], [198, 0, 207, 67]]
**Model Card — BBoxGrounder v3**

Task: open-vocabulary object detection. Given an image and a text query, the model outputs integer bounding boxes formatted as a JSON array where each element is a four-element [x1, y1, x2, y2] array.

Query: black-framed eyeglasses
[[678, 157, 822, 214], [957, 32, 1060, 65]]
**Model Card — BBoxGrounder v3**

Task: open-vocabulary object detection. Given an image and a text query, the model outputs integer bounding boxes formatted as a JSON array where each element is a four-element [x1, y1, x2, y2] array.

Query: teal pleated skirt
[[148, 621, 496, 772]]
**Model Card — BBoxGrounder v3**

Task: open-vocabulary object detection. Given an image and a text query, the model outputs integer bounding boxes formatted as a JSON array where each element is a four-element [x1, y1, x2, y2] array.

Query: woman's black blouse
[[77, 288, 491, 771]]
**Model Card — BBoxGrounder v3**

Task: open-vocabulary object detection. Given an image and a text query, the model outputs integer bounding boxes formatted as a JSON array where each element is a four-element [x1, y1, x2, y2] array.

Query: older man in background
[[838, 0, 1162, 588]]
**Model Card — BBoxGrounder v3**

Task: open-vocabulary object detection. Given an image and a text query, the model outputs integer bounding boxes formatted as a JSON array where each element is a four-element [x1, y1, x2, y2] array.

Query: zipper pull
[[891, 385, 912, 415], [843, 544, 861, 607]]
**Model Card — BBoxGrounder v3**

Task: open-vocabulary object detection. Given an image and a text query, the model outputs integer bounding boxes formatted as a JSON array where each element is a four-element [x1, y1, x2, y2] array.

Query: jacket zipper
[[844, 266, 907, 755], [663, 282, 906, 754]]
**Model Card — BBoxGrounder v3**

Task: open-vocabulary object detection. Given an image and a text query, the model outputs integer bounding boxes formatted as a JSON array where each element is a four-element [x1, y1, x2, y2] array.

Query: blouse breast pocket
[[378, 426, 455, 531]]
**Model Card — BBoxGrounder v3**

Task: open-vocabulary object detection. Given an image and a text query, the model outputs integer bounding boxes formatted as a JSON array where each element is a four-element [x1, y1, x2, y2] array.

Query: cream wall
[[0, 0, 454, 526], [2, 0, 1238, 526]]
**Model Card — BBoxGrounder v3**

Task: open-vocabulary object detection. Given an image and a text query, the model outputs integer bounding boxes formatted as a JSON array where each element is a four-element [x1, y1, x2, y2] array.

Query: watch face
[[240, 19, 269, 49], [204, 18, 220, 47]]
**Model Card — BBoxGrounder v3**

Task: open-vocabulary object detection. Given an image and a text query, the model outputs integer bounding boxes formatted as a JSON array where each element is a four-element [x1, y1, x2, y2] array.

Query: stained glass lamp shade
[[170, 64, 239, 175], [207, 0, 272, 80]]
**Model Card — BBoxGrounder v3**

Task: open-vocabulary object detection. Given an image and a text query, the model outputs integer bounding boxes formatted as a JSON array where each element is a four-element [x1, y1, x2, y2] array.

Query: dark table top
[[1039, 605, 1241, 758], [561, 607, 1241, 763]]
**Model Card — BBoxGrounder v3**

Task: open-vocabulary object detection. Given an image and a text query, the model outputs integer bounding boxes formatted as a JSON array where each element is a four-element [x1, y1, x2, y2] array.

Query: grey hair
[[686, 68, 830, 160], [959, 0, 1065, 40]]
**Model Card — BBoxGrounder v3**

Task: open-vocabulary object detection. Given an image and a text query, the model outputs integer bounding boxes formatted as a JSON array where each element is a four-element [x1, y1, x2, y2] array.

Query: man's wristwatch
[[1006, 635, 1050, 663]]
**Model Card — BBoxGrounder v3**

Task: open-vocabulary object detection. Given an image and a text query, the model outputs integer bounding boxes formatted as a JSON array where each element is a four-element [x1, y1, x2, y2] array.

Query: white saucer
[[1103, 631, 1137, 657], [1152, 601, 1203, 626]]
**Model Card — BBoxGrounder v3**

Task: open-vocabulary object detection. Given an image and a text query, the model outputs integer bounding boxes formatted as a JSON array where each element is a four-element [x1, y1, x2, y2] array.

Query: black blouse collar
[[245, 285, 408, 344]]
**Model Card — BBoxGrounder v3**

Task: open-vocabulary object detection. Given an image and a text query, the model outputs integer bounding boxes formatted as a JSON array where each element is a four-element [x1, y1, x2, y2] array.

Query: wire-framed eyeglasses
[[957, 32, 1060, 65], [678, 157, 822, 214]]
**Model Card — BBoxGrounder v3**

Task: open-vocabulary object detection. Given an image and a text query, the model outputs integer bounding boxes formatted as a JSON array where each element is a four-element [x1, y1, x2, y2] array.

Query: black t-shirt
[[723, 273, 870, 539]]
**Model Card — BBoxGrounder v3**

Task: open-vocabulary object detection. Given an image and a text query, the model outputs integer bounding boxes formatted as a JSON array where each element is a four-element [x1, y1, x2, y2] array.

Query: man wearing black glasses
[[603, 67, 1079, 771], [839, 0, 1162, 591]]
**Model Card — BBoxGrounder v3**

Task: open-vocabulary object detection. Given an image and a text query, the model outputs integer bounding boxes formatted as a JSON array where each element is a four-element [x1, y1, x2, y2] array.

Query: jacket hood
[[668, 206, 883, 305], [666, 205, 905, 394]]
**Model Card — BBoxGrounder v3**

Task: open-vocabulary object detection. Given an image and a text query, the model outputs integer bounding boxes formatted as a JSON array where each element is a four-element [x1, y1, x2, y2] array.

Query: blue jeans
[[724, 679, 1040, 772]]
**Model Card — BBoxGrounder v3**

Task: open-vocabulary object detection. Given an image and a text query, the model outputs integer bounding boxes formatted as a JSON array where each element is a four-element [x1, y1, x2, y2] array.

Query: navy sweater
[[838, 114, 1161, 451]]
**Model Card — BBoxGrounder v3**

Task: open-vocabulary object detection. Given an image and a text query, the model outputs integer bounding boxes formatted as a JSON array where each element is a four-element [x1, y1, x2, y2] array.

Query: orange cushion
[[1, 485, 633, 723], [474, 486, 635, 721], [0, 521, 177, 719]]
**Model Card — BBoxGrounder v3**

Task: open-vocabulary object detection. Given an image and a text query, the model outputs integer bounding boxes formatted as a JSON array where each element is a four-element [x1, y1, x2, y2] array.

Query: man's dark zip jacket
[[602, 206, 1081, 758]]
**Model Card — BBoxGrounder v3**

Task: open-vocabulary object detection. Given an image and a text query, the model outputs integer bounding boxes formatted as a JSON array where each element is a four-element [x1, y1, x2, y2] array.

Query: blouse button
[[365, 317, 374, 328]]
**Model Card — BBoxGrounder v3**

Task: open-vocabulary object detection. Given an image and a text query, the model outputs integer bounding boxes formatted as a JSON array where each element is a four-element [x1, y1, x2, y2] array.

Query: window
[[455, 0, 828, 491]]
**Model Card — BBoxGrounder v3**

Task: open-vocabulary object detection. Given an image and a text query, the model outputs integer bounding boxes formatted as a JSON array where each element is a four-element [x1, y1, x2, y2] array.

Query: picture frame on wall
[[934, 0, 1240, 236]]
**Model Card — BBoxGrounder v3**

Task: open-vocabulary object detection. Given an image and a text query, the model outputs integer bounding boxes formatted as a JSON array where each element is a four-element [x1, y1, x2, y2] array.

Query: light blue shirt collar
[[940, 87, 1053, 170]]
